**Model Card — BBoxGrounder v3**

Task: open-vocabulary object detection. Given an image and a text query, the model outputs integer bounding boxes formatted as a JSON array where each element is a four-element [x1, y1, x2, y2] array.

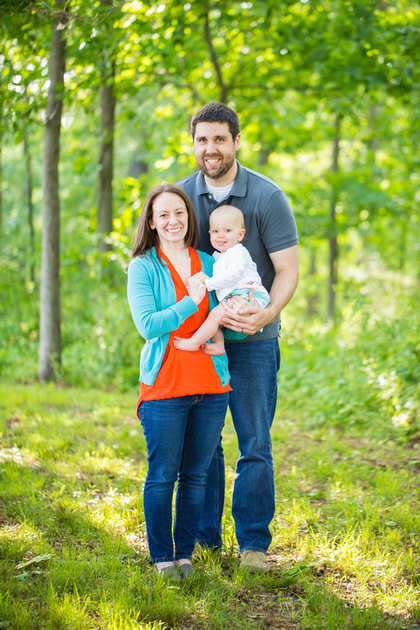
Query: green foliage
[[59, 271, 142, 390], [0, 0, 418, 419], [279, 269, 419, 443]]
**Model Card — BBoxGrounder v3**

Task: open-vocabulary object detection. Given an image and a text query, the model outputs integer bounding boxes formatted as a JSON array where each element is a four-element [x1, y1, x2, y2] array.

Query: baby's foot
[[201, 341, 225, 356], [173, 336, 200, 352]]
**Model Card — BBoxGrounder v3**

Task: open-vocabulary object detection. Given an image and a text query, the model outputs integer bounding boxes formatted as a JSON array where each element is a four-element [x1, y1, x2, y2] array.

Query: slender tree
[[23, 129, 35, 283], [327, 113, 341, 323], [38, 3, 66, 381], [97, 0, 116, 254], [0, 108, 2, 253], [0, 69, 4, 253]]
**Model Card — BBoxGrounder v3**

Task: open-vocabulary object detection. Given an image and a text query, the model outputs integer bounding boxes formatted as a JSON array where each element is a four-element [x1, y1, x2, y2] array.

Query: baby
[[173, 205, 270, 355]]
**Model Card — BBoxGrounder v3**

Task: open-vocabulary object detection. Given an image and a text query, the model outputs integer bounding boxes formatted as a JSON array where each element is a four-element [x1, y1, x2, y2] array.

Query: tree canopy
[[0, 0, 419, 425]]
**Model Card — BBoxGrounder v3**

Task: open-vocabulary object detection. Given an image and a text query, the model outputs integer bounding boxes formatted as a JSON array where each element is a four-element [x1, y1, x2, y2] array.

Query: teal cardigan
[[127, 247, 230, 388]]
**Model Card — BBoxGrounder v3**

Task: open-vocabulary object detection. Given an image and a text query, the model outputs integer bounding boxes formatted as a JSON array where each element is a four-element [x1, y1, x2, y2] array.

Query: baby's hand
[[224, 295, 249, 314]]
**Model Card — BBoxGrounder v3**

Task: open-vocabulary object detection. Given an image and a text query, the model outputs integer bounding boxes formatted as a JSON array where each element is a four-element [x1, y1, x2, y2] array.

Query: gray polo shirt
[[177, 161, 298, 341]]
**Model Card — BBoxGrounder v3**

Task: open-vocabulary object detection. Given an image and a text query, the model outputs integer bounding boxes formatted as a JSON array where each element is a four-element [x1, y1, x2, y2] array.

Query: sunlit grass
[[0, 383, 419, 629]]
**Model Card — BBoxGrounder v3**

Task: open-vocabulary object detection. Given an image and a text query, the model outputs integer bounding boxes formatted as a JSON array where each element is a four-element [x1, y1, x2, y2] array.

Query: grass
[[0, 383, 419, 629]]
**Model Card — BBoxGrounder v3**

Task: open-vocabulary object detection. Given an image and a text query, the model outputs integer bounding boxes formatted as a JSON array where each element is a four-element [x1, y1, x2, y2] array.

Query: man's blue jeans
[[138, 393, 228, 563], [198, 338, 281, 553]]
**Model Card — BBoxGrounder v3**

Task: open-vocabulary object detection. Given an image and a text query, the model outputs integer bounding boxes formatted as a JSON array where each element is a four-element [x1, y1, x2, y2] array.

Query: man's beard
[[199, 153, 236, 180]]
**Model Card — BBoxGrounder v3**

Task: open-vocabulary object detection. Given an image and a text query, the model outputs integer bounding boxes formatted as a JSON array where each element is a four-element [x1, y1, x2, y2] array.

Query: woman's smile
[[150, 192, 189, 247]]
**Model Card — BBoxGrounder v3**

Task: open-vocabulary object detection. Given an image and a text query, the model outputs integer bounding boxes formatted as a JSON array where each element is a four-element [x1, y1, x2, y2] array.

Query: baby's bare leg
[[173, 304, 225, 353]]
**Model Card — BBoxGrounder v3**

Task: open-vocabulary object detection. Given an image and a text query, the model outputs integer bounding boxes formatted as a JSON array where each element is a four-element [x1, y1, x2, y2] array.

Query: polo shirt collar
[[195, 161, 248, 198]]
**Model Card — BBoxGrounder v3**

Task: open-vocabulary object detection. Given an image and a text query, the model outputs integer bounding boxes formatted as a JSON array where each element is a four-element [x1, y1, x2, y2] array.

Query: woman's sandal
[[176, 560, 194, 578], [155, 562, 181, 581]]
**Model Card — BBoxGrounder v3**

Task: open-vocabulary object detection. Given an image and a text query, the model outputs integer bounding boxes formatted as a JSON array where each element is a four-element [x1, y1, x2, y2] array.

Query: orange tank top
[[138, 248, 231, 405]]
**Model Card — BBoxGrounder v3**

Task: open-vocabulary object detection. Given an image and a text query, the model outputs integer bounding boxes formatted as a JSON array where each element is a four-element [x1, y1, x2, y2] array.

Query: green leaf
[[16, 554, 54, 570], [40, 1, 52, 12], [15, 572, 32, 581]]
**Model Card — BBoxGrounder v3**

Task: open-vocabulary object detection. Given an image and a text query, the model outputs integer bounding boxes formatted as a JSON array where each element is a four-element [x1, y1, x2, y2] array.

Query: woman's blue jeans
[[198, 338, 281, 553], [138, 393, 228, 563]]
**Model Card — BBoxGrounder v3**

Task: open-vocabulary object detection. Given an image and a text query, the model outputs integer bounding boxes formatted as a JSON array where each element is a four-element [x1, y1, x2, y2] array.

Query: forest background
[[0, 0, 418, 426], [1, 0, 420, 628]]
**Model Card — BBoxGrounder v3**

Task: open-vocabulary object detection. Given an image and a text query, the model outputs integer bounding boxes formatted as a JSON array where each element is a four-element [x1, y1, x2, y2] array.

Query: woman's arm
[[127, 259, 198, 340]]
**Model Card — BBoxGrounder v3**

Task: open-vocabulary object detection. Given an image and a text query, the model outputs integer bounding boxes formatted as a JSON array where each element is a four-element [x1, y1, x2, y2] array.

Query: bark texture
[[0, 104, 3, 253], [38, 9, 66, 381], [97, 0, 115, 254], [97, 76, 115, 252], [24, 129, 35, 283], [327, 113, 341, 323]]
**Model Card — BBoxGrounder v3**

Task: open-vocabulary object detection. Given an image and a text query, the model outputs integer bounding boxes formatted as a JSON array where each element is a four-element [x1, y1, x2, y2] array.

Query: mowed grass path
[[0, 384, 419, 629]]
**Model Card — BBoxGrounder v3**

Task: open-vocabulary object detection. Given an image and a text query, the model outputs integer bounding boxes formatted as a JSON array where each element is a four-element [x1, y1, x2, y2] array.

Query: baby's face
[[209, 215, 245, 253]]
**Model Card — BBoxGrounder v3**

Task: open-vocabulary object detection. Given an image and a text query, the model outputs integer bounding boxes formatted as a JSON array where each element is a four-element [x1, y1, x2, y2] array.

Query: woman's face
[[150, 192, 189, 248]]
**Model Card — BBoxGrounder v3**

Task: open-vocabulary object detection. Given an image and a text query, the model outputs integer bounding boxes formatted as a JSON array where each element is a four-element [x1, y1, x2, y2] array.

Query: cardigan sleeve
[[127, 257, 198, 340]]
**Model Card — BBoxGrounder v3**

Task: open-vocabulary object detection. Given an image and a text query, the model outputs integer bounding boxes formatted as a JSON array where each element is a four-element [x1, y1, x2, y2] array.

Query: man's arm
[[220, 245, 298, 336]]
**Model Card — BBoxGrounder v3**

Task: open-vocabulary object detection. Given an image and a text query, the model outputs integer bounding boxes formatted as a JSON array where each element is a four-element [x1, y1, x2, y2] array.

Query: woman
[[127, 183, 231, 580]]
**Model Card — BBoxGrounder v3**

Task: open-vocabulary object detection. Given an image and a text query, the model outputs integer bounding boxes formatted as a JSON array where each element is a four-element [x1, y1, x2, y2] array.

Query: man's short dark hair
[[191, 103, 240, 141]]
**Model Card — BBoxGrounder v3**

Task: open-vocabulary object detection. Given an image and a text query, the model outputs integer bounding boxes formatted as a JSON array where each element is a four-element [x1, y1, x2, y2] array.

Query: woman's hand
[[188, 272, 207, 305]]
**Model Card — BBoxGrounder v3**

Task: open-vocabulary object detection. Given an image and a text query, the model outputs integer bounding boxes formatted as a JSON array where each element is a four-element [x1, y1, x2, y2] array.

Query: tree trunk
[[97, 0, 115, 254], [0, 108, 2, 253], [258, 147, 271, 167], [97, 76, 115, 253], [399, 218, 407, 271], [327, 113, 341, 323], [307, 249, 318, 318], [24, 128, 35, 284], [38, 6, 66, 381], [203, 10, 228, 103], [368, 104, 379, 164], [130, 157, 148, 179]]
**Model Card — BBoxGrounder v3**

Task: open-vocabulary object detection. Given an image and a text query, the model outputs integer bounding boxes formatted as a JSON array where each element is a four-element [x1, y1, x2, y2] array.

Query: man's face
[[193, 122, 240, 181]]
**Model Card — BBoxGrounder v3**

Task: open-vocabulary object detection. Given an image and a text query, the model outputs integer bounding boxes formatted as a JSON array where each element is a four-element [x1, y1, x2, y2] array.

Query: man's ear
[[234, 133, 241, 151]]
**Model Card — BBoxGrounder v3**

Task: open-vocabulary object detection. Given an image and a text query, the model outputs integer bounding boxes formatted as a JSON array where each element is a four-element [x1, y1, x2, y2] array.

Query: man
[[177, 103, 299, 572]]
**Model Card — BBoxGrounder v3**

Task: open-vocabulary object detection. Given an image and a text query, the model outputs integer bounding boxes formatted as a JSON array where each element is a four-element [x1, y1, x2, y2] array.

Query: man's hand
[[221, 245, 299, 336], [221, 291, 274, 335]]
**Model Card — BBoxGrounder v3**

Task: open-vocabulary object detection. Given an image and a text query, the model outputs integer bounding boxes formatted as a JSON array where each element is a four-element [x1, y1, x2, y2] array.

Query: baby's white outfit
[[205, 244, 270, 308]]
